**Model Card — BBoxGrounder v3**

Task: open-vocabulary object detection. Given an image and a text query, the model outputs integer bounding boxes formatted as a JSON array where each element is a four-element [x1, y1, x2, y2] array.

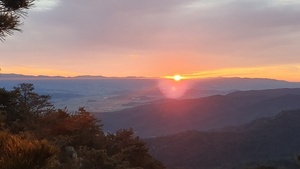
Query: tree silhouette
[[0, 83, 54, 132], [0, 0, 34, 41]]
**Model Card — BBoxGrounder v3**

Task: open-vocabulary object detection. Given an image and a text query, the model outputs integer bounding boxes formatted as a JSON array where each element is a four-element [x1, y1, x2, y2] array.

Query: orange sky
[[2, 64, 300, 82], [1, 0, 300, 82]]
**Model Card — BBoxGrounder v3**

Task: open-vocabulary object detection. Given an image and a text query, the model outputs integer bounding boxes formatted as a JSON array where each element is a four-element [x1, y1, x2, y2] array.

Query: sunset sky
[[1, 0, 300, 81]]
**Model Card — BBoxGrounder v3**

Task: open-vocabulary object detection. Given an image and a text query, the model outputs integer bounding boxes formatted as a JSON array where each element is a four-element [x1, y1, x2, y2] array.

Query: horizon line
[[0, 73, 298, 83]]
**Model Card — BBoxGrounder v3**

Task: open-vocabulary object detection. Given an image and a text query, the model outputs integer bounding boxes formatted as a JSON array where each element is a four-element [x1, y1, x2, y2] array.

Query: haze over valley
[[1, 74, 300, 113]]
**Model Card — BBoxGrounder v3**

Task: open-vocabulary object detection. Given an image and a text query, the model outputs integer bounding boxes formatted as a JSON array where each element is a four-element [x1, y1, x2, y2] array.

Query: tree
[[105, 129, 166, 169], [0, 87, 21, 127], [37, 107, 105, 149], [0, 83, 54, 132], [0, 0, 34, 41], [13, 83, 54, 119]]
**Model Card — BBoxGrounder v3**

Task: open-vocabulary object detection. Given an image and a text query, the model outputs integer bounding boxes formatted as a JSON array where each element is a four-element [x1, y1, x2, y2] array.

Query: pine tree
[[0, 0, 34, 41]]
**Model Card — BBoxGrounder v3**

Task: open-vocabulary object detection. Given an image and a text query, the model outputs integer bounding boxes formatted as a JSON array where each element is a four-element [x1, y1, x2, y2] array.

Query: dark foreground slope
[[97, 88, 300, 137], [145, 109, 300, 169]]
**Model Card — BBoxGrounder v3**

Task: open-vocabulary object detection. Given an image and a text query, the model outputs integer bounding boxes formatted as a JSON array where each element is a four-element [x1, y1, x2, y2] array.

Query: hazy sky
[[1, 0, 300, 81]]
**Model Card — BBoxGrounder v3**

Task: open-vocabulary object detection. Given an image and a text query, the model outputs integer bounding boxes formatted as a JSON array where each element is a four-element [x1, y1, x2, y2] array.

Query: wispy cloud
[[1, 0, 300, 79], [178, 64, 300, 82]]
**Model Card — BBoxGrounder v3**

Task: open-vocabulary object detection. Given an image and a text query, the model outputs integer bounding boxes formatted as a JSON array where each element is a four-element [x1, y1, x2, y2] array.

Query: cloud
[[2, 0, 300, 77], [180, 64, 300, 82], [32, 0, 61, 11], [27, 0, 300, 50]]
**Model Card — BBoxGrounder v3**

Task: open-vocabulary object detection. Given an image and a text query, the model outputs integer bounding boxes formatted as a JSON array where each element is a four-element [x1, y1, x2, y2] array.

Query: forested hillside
[[0, 83, 165, 169], [146, 109, 300, 169]]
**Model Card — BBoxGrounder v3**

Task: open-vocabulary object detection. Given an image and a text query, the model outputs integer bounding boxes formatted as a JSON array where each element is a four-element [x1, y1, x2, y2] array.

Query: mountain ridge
[[0, 73, 149, 79], [97, 88, 300, 137], [145, 109, 300, 169]]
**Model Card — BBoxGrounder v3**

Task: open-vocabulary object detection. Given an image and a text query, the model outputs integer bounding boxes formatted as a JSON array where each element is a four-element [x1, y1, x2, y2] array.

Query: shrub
[[0, 131, 57, 169]]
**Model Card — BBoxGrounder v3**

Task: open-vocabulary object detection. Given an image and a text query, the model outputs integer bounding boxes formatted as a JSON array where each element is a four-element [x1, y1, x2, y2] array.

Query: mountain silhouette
[[97, 88, 300, 137], [145, 109, 300, 169]]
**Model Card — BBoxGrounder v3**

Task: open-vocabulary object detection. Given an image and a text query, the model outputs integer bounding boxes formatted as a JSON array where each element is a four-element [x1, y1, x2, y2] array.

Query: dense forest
[[0, 83, 165, 169]]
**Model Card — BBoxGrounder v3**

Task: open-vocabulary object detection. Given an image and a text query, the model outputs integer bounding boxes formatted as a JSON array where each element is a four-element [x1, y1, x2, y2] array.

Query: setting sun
[[173, 75, 182, 81]]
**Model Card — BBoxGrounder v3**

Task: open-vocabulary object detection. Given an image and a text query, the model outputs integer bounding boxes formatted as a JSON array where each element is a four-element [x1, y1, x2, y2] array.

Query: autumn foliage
[[0, 131, 57, 169], [0, 83, 166, 169]]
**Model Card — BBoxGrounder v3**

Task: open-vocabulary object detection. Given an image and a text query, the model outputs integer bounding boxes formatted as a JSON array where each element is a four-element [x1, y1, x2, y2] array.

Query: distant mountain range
[[0, 73, 66, 79], [96, 88, 300, 137], [145, 109, 300, 169], [188, 77, 300, 91], [0, 73, 145, 79]]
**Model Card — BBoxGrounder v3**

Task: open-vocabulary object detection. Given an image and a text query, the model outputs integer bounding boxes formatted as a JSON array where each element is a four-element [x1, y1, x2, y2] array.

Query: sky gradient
[[1, 0, 300, 81]]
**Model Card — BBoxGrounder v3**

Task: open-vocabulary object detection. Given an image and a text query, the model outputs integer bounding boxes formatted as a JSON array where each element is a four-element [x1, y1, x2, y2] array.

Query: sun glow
[[173, 75, 182, 81], [158, 75, 190, 99]]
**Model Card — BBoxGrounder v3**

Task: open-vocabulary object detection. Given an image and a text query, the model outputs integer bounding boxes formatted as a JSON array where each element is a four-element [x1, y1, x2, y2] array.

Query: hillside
[[97, 88, 300, 137], [145, 109, 300, 169]]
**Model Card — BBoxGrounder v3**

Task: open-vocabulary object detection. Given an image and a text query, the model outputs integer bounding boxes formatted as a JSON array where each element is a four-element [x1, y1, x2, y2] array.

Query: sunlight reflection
[[158, 79, 189, 99]]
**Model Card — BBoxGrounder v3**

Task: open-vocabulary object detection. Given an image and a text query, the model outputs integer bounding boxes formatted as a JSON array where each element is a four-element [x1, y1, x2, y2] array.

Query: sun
[[173, 75, 182, 81]]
